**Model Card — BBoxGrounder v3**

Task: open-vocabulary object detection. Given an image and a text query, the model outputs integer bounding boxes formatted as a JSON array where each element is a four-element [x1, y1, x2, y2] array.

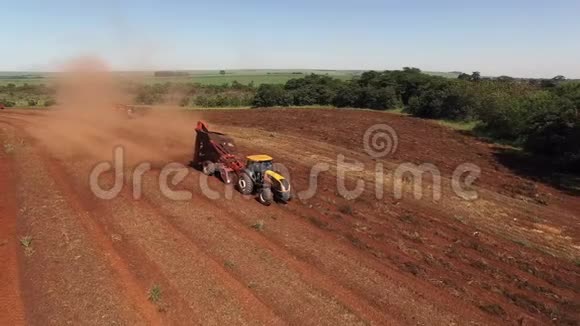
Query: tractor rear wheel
[[258, 188, 273, 206], [237, 173, 253, 195], [202, 161, 215, 175]]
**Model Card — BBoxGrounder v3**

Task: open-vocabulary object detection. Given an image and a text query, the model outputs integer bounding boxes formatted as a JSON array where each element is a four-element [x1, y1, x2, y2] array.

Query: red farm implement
[[193, 120, 245, 185], [193, 121, 292, 206]]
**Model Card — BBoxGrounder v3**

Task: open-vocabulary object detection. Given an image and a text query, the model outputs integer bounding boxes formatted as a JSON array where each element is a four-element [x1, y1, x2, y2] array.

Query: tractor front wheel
[[237, 173, 253, 195], [258, 188, 273, 206]]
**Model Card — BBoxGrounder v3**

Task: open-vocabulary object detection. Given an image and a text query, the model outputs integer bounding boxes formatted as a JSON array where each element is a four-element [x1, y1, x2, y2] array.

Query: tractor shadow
[[492, 147, 580, 196]]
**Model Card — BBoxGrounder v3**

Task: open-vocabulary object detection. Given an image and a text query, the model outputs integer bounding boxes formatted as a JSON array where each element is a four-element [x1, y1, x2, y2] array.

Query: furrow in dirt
[[3, 107, 578, 325], [7, 126, 145, 325], [61, 158, 284, 325], [161, 169, 495, 324], [223, 124, 579, 261], [40, 154, 170, 325], [138, 172, 390, 325], [0, 125, 27, 325]]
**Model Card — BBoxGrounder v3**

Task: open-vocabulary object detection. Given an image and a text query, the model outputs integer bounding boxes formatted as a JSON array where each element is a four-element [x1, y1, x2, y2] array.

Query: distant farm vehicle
[[193, 121, 292, 206], [114, 104, 150, 119]]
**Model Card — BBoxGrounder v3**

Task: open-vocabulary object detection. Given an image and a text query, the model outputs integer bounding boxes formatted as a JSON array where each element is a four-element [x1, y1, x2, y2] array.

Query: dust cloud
[[23, 56, 200, 167]]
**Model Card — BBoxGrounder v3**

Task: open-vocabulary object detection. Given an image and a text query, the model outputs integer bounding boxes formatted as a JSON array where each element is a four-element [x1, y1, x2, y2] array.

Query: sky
[[1, 0, 579, 78]]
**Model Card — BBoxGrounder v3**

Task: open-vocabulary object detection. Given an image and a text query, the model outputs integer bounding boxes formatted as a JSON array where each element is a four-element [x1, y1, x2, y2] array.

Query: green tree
[[406, 79, 477, 120], [332, 83, 360, 107], [252, 84, 292, 107], [523, 98, 579, 171], [497, 75, 515, 82], [552, 75, 566, 82], [357, 86, 398, 110], [458, 73, 471, 81]]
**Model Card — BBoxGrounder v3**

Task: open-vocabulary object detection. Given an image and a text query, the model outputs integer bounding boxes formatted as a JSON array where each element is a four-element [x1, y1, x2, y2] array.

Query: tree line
[[0, 83, 56, 107], [132, 81, 256, 107], [252, 69, 579, 172]]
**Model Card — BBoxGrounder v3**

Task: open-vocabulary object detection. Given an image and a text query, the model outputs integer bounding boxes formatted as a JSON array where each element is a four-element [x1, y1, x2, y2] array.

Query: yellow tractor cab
[[238, 155, 292, 205]]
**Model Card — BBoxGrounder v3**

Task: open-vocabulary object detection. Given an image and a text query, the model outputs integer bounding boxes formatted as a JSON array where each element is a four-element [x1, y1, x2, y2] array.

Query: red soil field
[[0, 108, 578, 325]]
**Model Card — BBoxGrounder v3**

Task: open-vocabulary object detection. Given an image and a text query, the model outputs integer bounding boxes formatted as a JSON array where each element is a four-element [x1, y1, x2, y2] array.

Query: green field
[[0, 70, 360, 86], [0, 76, 51, 86], [0, 69, 462, 86], [140, 70, 360, 85]]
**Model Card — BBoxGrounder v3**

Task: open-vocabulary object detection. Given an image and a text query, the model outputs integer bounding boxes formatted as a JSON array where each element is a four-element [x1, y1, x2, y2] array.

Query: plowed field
[[1, 108, 578, 325]]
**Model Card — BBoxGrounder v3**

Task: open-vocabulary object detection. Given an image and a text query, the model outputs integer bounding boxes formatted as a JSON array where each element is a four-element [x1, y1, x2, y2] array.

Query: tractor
[[237, 155, 292, 206], [193, 121, 292, 206]]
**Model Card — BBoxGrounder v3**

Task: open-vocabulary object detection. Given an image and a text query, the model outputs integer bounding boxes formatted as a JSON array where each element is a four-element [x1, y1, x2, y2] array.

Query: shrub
[[134, 83, 170, 104], [254, 70, 412, 110], [357, 86, 399, 110], [289, 85, 337, 106], [406, 80, 476, 120], [390, 68, 431, 105], [0, 99, 16, 107], [523, 98, 580, 171], [285, 74, 341, 106], [333, 83, 360, 107], [194, 93, 252, 107], [148, 284, 162, 303], [552, 82, 580, 108], [251, 220, 265, 231], [252, 84, 292, 107], [476, 90, 549, 140]]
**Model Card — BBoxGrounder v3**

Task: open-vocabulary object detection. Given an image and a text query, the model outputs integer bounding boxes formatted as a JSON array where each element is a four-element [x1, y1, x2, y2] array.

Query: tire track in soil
[[4, 114, 171, 325], [42, 153, 211, 324], [146, 167, 492, 325], [237, 193, 493, 325], [138, 173, 390, 325], [59, 159, 285, 325], [0, 125, 27, 325], [6, 125, 145, 325], [40, 155, 168, 325]]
